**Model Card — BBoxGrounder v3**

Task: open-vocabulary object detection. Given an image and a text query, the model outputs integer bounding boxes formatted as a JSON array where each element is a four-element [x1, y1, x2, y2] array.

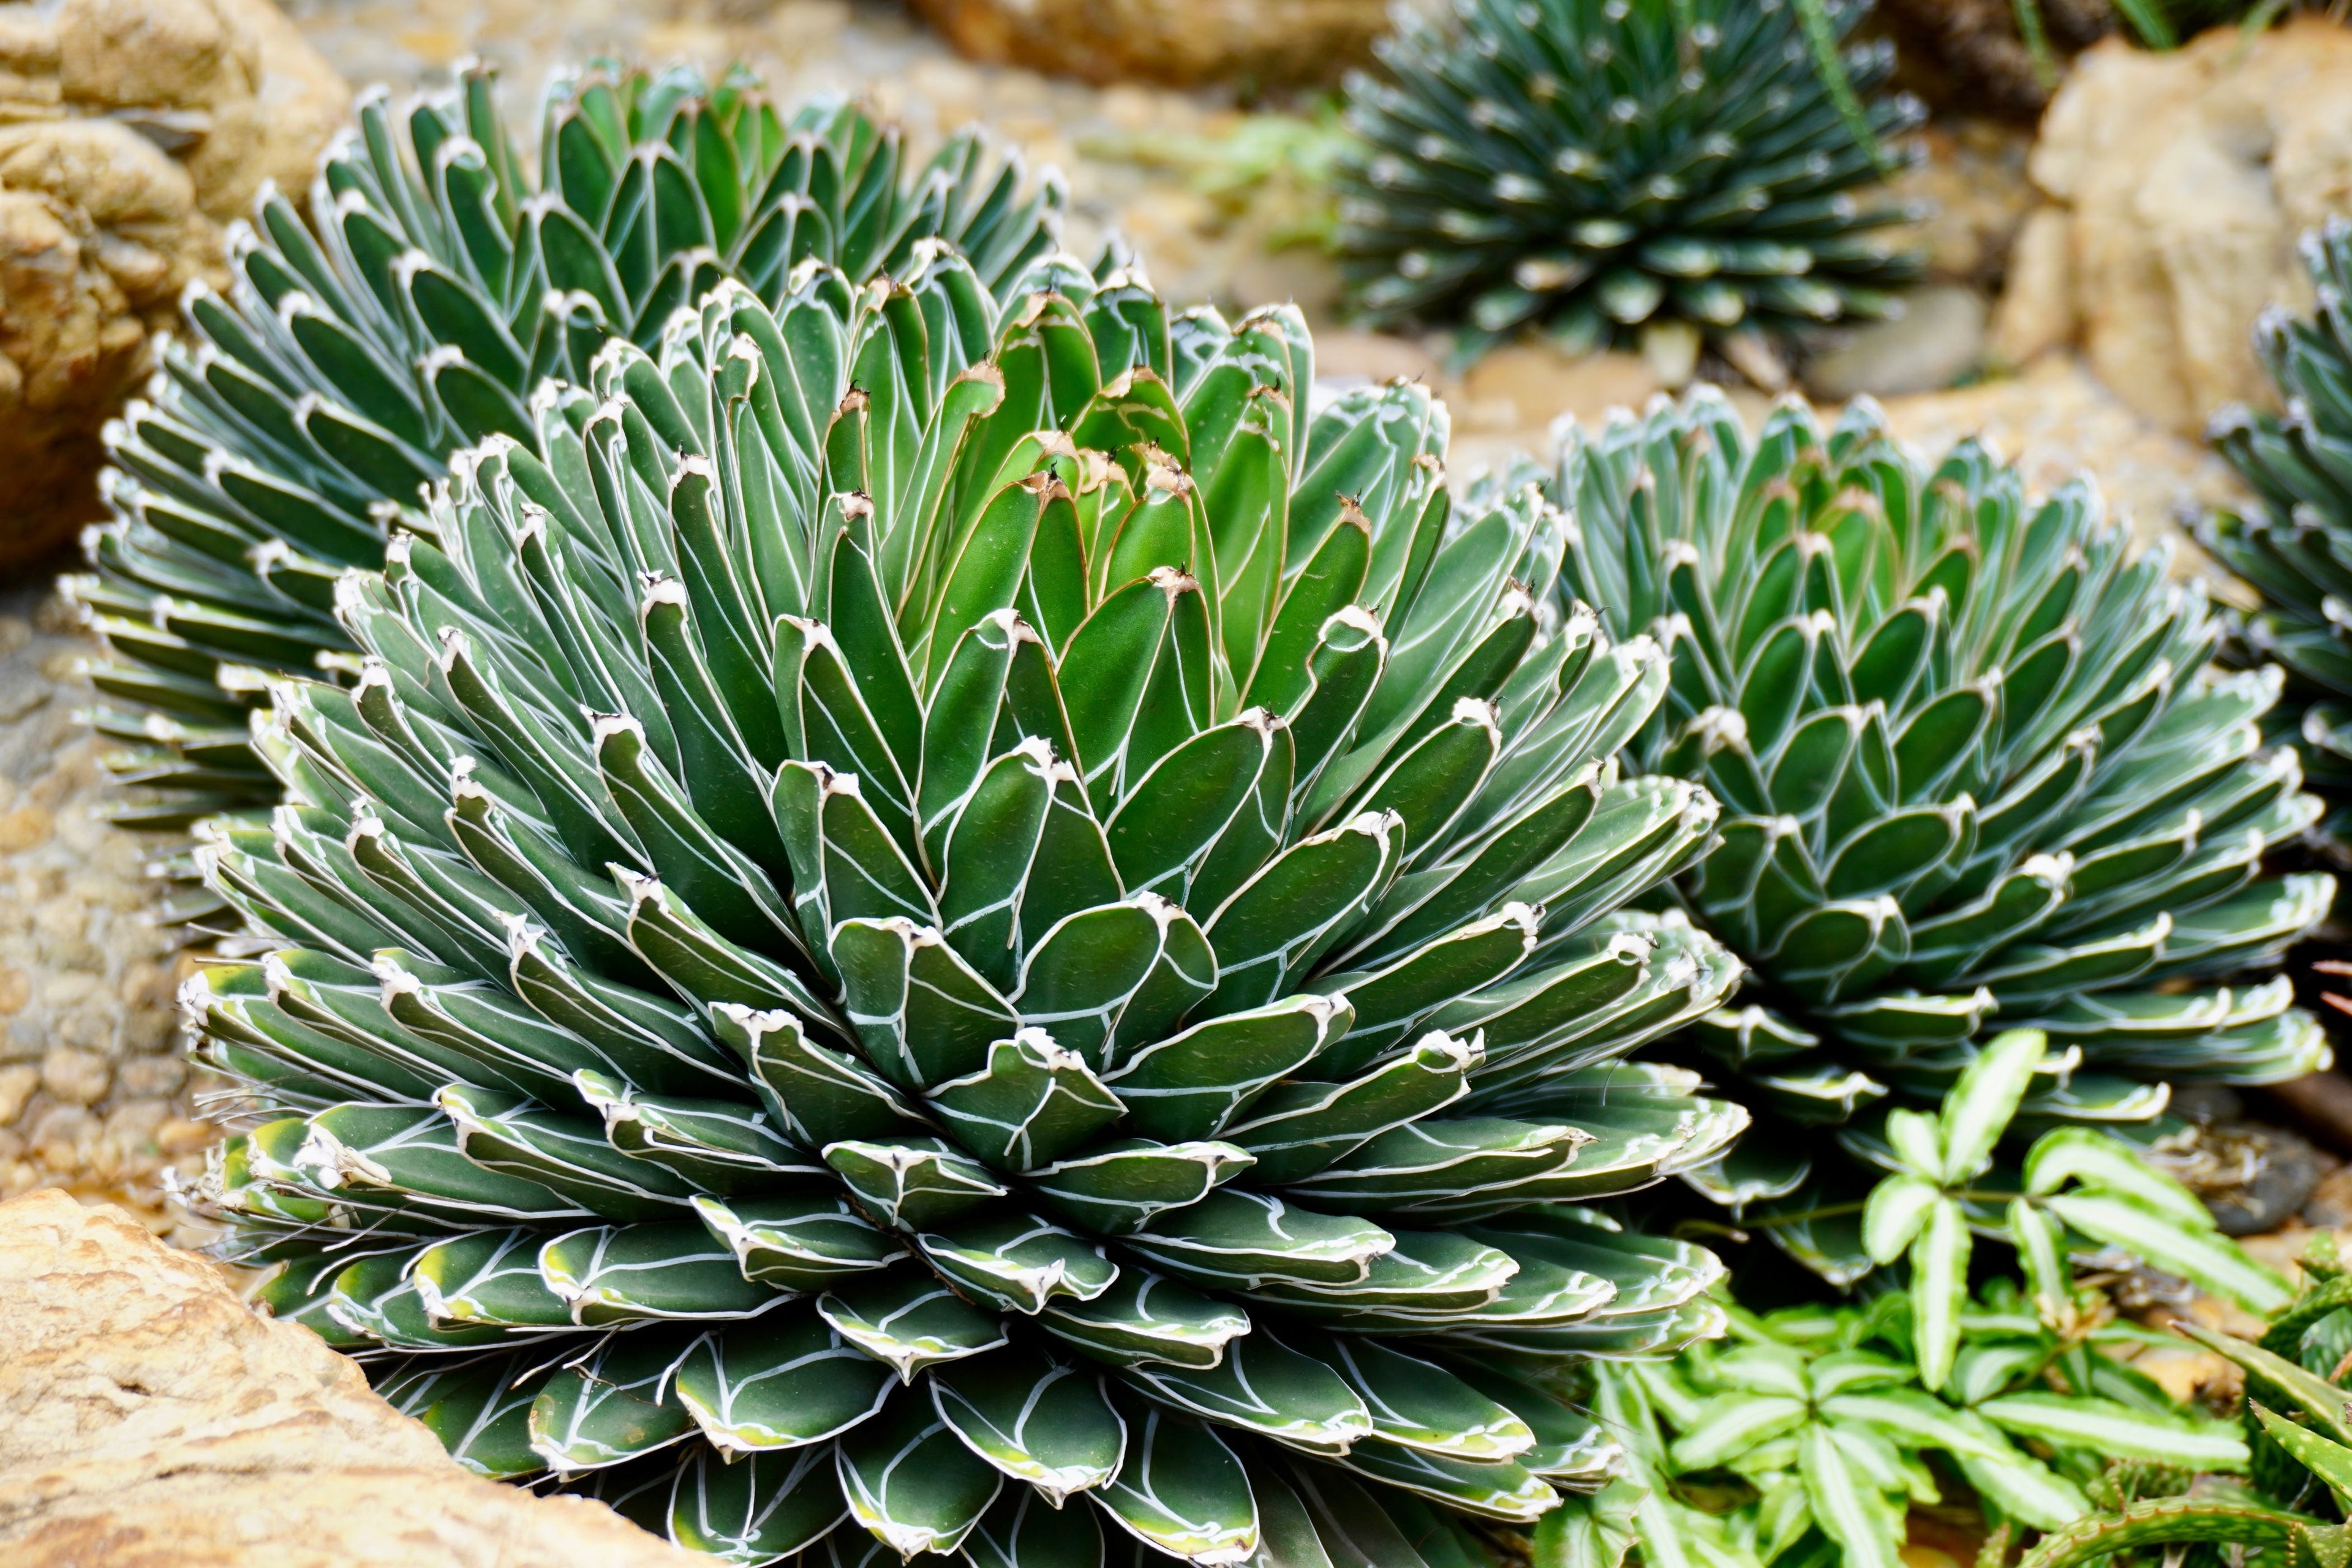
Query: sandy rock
[[1882, 118, 2040, 286], [1989, 19, 2352, 437], [1311, 329, 1441, 386], [0, 0, 345, 569], [1803, 284, 1989, 400], [0, 1188, 698, 1567], [2303, 1163, 2352, 1229], [1462, 345, 1664, 436], [902, 0, 1393, 88]]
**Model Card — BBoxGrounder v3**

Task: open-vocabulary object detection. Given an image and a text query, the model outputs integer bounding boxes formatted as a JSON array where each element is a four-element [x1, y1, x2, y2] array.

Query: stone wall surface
[[1992, 17, 2352, 435], [0, 0, 348, 567], [0, 584, 208, 1239], [0, 1186, 703, 1567]]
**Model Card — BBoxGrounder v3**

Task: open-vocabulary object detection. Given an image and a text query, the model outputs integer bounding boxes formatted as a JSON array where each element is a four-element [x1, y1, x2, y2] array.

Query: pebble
[[1803, 284, 1990, 401]]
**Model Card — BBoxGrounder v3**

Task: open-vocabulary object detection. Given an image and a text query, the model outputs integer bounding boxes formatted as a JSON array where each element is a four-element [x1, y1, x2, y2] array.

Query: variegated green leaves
[[1594, 1286, 2253, 1568], [1858, 1028, 2286, 1390], [70, 59, 1065, 833], [2015, 1243, 2352, 1568], [194, 254, 1746, 1567], [1552, 385, 2332, 1276]]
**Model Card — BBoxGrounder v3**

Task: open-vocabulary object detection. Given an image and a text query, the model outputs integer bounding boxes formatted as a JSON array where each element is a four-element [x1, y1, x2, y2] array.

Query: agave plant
[[2021, 1233, 2352, 1568], [1549, 387, 2334, 1282], [186, 249, 1753, 1564], [1562, 1275, 2250, 1568], [2201, 217, 2352, 842], [66, 59, 1064, 834], [1332, 0, 1928, 363]]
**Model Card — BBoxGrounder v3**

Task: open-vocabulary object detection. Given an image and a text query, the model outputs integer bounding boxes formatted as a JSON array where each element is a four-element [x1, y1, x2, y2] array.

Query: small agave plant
[[1333, 0, 1927, 363], [1548, 388, 2334, 1285], [187, 246, 1753, 1565], [67, 60, 1063, 835], [2202, 217, 2352, 844]]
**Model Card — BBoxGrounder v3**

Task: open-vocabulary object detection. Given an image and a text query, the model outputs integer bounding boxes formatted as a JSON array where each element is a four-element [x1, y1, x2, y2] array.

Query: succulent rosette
[[1551, 387, 2331, 1280], [189, 249, 1748, 1564], [68, 60, 1064, 833], [2204, 217, 2352, 842], [1333, 0, 1926, 361]]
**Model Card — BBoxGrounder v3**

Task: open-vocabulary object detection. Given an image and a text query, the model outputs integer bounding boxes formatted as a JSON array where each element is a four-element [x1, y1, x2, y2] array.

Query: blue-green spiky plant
[[188, 246, 1756, 1564], [1550, 388, 2331, 1283], [67, 60, 1064, 835], [2203, 217, 2352, 845], [1333, 0, 1927, 361]]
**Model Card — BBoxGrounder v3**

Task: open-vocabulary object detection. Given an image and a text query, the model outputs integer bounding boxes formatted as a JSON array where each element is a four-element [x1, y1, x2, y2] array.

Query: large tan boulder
[[903, 0, 1393, 88], [0, 0, 346, 573], [0, 1188, 699, 1567], [1989, 18, 2352, 436]]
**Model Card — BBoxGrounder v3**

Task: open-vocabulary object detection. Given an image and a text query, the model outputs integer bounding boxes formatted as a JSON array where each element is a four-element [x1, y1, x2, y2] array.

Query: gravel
[[0, 587, 215, 1242]]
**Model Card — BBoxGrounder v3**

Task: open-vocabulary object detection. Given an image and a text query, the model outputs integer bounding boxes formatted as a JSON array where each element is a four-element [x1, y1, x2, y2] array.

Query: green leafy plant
[[1547, 386, 2334, 1284], [1544, 1281, 2246, 1568], [65, 60, 1065, 837], [1082, 102, 1357, 253], [2019, 1234, 2352, 1567], [1857, 1028, 2286, 1392], [189, 243, 1756, 1564], [1332, 0, 1928, 364], [2201, 217, 2352, 843]]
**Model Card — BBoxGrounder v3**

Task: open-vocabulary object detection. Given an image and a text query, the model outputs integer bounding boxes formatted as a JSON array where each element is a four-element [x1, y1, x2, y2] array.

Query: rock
[[1310, 329, 1441, 386], [2304, 1163, 2352, 1229], [1871, 352, 2253, 559], [1803, 284, 1989, 400], [900, 0, 1395, 88], [0, 0, 347, 570], [0, 585, 219, 1240], [1989, 206, 2075, 368], [1882, 118, 2040, 286], [1989, 19, 2352, 437], [2158, 1121, 2327, 1237], [1459, 346, 1664, 439], [0, 1188, 698, 1567]]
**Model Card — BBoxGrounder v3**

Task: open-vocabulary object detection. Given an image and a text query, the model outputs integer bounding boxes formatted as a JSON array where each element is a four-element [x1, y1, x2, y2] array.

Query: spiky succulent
[[188, 252, 1752, 1566], [2202, 217, 2352, 842], [66, 60, 1063, 834], [1332, 0, 1927, 361], [2020, 1232, 2352, 1568], [1550, 387, 2333, 1281]]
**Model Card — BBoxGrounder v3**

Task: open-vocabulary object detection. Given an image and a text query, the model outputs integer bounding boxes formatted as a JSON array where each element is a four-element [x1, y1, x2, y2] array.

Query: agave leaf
[[1095, 1388, 1261, 1567], [931, 1348, 1127, 1501], [672, 1309, 895, 1453], [836, 1387, 1003, 1557]]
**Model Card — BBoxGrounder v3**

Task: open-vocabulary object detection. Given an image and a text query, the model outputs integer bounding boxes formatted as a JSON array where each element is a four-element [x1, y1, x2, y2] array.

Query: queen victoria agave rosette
[[184, 251, 1748, 1565], [1551, 387, 2333, 1281], [67, 60, 1065, 837]]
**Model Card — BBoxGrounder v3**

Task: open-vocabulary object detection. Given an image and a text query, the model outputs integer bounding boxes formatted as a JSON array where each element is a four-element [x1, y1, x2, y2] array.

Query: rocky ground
[[0, 586, 209, 1243]]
